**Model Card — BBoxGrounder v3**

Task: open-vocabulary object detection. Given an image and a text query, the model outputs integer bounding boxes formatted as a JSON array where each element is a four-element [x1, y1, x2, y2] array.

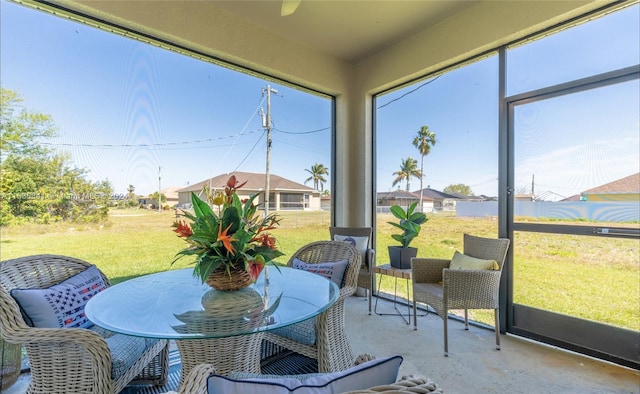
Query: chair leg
[[495, 308, 501, 350], [443, 311, 449, 357], [413, 300, 417, 330], [368, 274, 374, 315], [464, 309, 469, 330]]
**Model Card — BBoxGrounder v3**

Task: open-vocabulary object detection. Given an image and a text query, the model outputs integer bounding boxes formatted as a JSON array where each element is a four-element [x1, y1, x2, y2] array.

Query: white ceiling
[[209, 0, 479, 64]]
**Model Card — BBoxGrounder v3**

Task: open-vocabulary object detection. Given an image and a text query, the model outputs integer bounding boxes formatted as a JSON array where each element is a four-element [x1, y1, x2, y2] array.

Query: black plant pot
[[388, 246, 417, 269]]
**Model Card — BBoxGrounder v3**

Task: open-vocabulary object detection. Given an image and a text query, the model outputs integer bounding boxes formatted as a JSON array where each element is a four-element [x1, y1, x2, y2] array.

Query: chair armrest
[[353, 353, 376, 365], [443, 269, 502, 308], [177, 363, 217, 394], [339, 285, 357, 300], [411, 258, 451, 283], [1, 324, 113, 390], [2, 324, 110, 358], [342, 374, 442, 393]]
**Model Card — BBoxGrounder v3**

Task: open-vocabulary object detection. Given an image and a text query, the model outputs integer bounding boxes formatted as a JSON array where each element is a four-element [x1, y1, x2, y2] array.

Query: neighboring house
[[377, 190, 434, 213], [478, 194, 498, 202], [137, 196, 154, 208], [138, 186, 180, 209], [161, 186, 180, 207], [321, 194, 332, 211], [177, 171, 321, 211], [515, 194, 535, 202], [412, 188, 463, 212], [579, 172, 640, 202]]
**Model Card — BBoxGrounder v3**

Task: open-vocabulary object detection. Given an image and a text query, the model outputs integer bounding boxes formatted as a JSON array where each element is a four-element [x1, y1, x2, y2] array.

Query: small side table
[[373, 264, 420, 325]]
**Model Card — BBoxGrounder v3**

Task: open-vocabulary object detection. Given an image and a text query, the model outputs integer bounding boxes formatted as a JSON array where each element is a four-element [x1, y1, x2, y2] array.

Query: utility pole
[[531, 174, 535, 199], [158, 166, 162, 212], [262, 85, 278, 217]]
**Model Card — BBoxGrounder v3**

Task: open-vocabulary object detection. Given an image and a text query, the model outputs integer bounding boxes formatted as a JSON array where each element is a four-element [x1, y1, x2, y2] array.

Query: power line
[[273, 126, 330, 135], [376, 75, 441, 110], [40, 129, 263, 148], [232, 130, 267, 172]]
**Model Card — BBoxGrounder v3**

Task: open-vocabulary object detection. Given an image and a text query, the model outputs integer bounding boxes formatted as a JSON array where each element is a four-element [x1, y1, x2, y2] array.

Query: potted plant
[[172, 175, 284, 290], [387, 201, 428, 269]]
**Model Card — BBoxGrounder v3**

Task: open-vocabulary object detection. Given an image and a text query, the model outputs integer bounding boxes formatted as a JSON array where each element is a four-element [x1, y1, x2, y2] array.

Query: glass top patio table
[[85, 266, 339, 339]]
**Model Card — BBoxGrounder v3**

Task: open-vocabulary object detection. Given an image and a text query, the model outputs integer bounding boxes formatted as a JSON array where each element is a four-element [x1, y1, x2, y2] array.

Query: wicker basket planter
[[205, 264, 253, 291]]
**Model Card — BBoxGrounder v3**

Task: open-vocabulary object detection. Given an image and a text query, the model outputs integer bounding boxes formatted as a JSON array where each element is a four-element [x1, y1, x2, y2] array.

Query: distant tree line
[[0, 88, 112, 225]]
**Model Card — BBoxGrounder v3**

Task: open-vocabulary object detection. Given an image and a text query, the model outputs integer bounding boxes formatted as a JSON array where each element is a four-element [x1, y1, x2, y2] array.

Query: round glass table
[[85, 266, 339, 385]]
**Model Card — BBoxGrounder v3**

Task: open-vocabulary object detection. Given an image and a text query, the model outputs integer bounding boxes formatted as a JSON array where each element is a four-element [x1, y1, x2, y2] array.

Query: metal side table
[[373, 264, 427, 325]]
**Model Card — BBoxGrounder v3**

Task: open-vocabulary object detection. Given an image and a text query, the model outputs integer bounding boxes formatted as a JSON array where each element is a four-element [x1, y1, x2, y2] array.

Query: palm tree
[[392, 157, 421, 191], [304, 163, 329, 191], [127, 184, 135, 200], [412, 125, 436, 211]]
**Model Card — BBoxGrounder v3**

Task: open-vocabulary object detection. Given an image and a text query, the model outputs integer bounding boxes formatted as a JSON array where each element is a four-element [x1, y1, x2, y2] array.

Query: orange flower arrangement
[[172, 175, 284, 284]]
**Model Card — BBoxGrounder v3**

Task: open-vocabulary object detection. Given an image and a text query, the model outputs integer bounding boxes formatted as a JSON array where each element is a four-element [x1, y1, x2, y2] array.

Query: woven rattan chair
[[0, 254, 169, 394], [0, 331, 21, 391], [263, 241, 361, 373], [411, 234, 510, 356], [170, 354, 443, 394], [329, 227, 375, 314]]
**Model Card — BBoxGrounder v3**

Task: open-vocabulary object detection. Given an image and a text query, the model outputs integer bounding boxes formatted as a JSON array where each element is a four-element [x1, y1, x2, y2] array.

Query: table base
[[176, 332, 263, 388]]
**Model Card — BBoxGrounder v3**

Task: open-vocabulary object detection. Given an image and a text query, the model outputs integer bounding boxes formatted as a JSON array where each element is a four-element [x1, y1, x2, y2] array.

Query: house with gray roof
[[377, 190, 434, 213], [177, 171, 321, 211], [412, 188, 467, 212]]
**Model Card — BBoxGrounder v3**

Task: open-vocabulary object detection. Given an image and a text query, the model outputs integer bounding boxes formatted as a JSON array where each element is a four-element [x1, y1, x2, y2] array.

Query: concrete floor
[[3, 295, 639, 393], [347, 295, 639, 394]]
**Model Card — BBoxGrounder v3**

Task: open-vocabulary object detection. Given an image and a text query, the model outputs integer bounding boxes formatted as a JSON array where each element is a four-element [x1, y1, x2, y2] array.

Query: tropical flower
[[172, 175, 284, 284]]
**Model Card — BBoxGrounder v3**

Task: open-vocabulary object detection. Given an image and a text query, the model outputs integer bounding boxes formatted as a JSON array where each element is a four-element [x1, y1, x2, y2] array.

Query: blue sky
[[376, 4, 639, 198], [1, 1, 331, 195], [2, 1, 639, 198]]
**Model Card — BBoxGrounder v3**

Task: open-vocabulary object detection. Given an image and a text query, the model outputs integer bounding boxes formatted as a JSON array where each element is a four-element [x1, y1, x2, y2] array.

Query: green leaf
[[406, 202, 416, 216], [191, 192, 214, 218], [387, 221, 404, 230], [193, 254, 224, 283], [390, 234, 405, 245], [409, 211, 427, 224], [221, 205, 241, 234], [243, 192, 261, 217], [389, 205, 406, 220]]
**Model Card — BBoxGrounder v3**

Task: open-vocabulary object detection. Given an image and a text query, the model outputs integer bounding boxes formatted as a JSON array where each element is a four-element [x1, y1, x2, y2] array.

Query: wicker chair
[[411, 234, 510, 356], [170, 355, 443, 394], [329, 227, 375, 314], [0, 254, 169, 394], [0, 331, 21, 391], [263, 241, 361, 373]]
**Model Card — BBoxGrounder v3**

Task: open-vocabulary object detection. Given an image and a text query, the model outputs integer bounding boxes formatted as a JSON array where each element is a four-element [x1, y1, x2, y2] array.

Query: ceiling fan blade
[[281, 0, 302, 16]]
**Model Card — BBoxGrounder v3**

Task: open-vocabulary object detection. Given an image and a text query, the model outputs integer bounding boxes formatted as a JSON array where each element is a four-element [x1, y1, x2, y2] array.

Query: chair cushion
[[271, 317, 317, 345], [449, 251, 499, 271], [207, 355, 403, 393], [333, 235, 369, 268], [10, 265, 107, 328], [105, 333, 157, 380], [291, 257, 348, 286]]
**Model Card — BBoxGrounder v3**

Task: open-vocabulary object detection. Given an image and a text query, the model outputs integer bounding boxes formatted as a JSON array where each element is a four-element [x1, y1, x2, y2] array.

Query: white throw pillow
[[333, 235, 369, 267], [207, 355, 403, 393], [10, 265, 107, 328], [292, 257, 348, 286]]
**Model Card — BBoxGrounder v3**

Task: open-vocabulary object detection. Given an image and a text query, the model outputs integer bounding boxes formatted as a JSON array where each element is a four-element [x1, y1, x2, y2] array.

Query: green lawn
[[1, 209, 638, 331]]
